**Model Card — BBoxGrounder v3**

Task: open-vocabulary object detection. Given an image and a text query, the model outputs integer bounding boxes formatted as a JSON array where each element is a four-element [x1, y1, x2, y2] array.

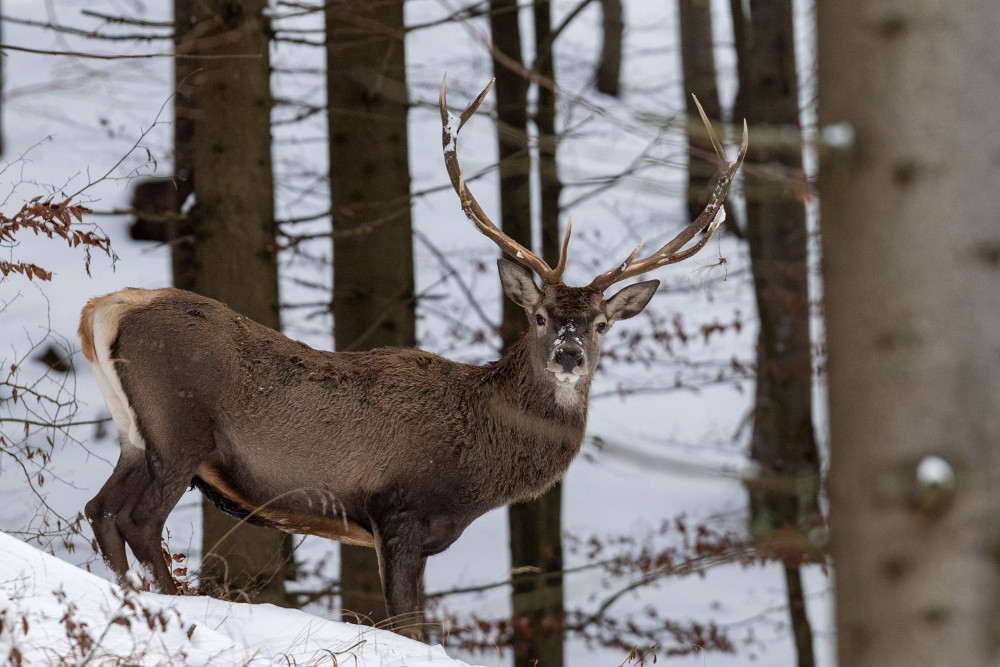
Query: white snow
[[444, 113, 460, 154], [553, 322, 582, 347], [820, 121, 855, 149], [915, 454, 955, 489], [0, 531, 479, 666]]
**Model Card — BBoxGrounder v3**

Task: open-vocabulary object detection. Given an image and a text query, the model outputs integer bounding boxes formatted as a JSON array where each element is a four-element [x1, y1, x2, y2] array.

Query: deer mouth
[[549, 367, 583, 383]]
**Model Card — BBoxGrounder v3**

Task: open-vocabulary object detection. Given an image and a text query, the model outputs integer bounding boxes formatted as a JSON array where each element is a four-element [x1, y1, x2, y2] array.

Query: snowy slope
[[0, 531, 481, 666]]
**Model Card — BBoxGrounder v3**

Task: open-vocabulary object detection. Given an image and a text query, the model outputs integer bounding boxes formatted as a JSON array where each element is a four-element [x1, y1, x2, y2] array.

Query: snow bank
[[0, 531, 479, 666]]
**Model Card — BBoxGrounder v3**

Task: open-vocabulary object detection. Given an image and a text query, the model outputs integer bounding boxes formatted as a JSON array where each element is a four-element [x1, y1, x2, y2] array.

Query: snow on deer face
[[498, 259, 659, 385]]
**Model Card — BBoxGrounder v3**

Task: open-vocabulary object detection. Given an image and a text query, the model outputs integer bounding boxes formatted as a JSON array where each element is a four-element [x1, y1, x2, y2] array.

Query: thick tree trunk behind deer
[[78, 78, 746, 637], [326, 0, 416, 626]]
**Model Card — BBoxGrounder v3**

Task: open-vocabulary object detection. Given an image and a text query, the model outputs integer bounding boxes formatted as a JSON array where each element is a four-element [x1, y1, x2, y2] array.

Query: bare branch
[[0, 43, 262, 60]]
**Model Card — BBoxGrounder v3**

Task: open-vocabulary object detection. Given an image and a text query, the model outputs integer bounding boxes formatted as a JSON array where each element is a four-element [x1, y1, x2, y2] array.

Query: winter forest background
[[2, 0, 997, 666]]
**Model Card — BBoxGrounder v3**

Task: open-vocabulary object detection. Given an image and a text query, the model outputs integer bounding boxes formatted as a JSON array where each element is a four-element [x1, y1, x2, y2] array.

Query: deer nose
[[554, 345, 584, 373]]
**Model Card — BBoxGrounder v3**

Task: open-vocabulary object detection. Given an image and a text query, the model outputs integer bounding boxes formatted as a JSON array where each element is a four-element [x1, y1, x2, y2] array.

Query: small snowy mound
[[0, 532, 478, 666]]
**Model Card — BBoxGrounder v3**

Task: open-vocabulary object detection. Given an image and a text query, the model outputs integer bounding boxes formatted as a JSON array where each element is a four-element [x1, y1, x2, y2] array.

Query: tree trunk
[[534, 2, 563, 270], [784, 562, 815, 667], [170, 0, 196, 290], [819, 2, 1000, 665], [183, 0, 291, 605], [505, 6, 567, 665], [489, 0, 532, 353], [728, 0, 751, 129], [326, 0, 416, 629], [595, 0, 623, 96], [726, 0, 751, 240], [742, 0, 820, 538], [739, 2, 818, 666], [487, 2, 556, 664], [677, 0, 724, 224]]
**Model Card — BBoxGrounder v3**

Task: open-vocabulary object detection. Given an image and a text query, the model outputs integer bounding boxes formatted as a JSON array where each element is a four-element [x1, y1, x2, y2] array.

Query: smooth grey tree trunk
[[819, 2, 1000, 665]]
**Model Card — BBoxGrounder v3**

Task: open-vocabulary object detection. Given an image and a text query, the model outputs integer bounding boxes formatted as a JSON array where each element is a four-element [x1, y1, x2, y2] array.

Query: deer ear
[[605, 280, 659, 322], [498, 258, 543, 311]]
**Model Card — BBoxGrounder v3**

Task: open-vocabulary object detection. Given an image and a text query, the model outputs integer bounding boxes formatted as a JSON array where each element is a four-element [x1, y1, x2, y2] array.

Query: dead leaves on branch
[[0, 196, 113, 281]]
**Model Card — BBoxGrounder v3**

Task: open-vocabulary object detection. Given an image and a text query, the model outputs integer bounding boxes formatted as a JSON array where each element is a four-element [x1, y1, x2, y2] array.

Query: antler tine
[[547, 217, 573, 284], [592, 238, 646, 288], [440, 74, 562, 284], [693, 93, 726, 161], [586, 106, 748, 292]]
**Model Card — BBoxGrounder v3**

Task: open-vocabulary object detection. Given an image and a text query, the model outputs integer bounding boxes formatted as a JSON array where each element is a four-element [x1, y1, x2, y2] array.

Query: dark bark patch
[[874, 327, 920, 351], [875, 15, 908, 40], [892, 161, 918, 187], [879, 555, 908, 582], [847, 621, 872, 654], [920, 605, 951, 626], [972, 243, 1000, 269]]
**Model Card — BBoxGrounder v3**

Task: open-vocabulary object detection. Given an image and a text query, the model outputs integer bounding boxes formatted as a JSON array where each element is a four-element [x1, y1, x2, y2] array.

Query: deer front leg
[[372, 519, 428, 640]]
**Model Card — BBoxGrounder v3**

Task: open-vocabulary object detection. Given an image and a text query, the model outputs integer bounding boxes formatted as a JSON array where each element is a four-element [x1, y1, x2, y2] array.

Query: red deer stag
[[78, 76, 747, 635]]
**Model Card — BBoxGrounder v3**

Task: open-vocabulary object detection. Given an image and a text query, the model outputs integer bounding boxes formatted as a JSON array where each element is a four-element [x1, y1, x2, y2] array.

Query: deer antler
[[440, 74, 571, 285], [586, 96, 749, 292]]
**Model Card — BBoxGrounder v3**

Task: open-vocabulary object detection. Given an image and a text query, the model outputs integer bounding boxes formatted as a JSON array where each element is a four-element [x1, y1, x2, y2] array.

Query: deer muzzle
[[548, 344, 586, 382]]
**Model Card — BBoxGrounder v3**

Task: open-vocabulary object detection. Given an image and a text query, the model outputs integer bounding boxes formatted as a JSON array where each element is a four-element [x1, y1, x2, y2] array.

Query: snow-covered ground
[[0, 0, 833, 665], [0, 531, 480, 666]]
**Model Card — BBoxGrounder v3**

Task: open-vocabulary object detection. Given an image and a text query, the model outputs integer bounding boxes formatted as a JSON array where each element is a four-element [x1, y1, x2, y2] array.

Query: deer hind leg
[[85, 446, 146, 580], [87, 437, 202, 594], [113, 445, 203, 594]]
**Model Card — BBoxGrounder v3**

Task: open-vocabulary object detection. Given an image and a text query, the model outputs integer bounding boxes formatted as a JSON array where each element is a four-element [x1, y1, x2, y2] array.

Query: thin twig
[[0, 43, 261, 60], [413, 229, 497, 333]]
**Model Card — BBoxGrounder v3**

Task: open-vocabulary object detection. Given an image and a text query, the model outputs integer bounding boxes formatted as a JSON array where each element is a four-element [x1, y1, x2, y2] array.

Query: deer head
[[497, 259, 658, 386], [440, 75, 748, 389]]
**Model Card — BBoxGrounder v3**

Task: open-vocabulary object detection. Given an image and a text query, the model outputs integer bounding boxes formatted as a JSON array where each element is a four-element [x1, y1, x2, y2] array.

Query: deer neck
[[465, 334, 590, 505]]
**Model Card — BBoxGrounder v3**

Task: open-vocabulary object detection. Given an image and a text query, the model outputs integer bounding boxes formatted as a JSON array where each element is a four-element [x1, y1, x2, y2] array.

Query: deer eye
[[596, 322, 608, 334], [535, 314, 546, 326]]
